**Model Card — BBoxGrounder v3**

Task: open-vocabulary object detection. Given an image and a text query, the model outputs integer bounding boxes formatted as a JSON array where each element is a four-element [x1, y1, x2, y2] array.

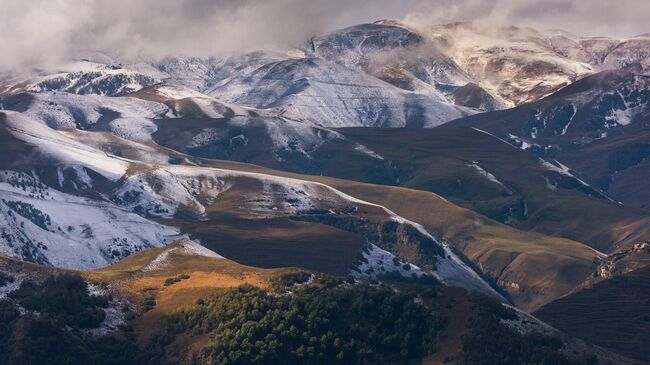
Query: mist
[[0, 0, 648, 72]]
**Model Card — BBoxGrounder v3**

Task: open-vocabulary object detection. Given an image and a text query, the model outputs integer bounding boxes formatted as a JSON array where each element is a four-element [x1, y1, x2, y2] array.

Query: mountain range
[[1, 19, 649, 364]]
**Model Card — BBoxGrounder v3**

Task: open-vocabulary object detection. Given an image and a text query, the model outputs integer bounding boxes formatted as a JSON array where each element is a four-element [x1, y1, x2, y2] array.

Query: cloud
[[403, 0, 650, 38], [0, 0, 648, 72]]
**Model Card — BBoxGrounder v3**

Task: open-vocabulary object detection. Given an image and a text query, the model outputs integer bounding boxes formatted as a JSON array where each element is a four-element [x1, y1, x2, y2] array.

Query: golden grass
[[85, 241, 288, 348]]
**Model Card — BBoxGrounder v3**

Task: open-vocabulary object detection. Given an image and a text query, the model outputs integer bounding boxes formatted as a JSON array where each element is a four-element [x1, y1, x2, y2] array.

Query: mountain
[[104, 89, 650, 257], [445, 70, 650, 215], [416, 22, 650, 106], [0, 60, 158, 96], [0, 103, 614, 311], [408, 22, 596, 105], [0, 109, 509, 298], [164, 52, 476, 128], [1, 17, 650, 363], [308, 23, 507, 111]]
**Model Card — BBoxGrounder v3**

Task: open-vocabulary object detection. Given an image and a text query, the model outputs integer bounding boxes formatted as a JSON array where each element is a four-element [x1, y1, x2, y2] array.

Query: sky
[[0, 0, 649, 71]]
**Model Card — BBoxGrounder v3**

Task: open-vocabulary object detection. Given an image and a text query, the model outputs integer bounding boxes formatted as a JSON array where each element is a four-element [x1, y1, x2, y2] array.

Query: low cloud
[[0, 0, 648, 72]]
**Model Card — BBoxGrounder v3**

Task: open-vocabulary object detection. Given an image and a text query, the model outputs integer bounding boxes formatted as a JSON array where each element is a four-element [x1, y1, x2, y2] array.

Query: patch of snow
[[140, 240, 221, 273], [605, 107, 633, 126], [152, 84, 208, 99], [308, 182, 505, 299], [351, 243, 426, 279], [544, 176, 558, 190], [560, 105, 577, 135], [0, 274, 23, 300], [177, 240, 223, 259], [539, 158, 590, 188], [501, 304, 557, 336], [354, 144, 385, 160], [467, 162, 506, 188], [86, 283, 127, 336]]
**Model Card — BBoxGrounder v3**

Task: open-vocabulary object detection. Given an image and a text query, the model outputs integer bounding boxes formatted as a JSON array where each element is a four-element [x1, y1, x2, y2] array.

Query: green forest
[[0, 272, 599, 365]]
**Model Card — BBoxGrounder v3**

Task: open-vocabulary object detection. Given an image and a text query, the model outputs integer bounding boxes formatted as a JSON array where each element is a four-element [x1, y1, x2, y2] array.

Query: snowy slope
[[2, 111, 129, 181], [0, 61, 158, 96], [0, 170, 180, 269], [1, 110, 500, 295], [21, 91, 170, 143], [310, 22, 506, 111], [202, 55, 472, 128], [420, 22, 596, 105]]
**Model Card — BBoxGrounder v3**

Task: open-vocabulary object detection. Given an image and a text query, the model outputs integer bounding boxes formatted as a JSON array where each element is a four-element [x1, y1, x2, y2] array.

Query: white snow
[[467, 162, 506, 188], [606, 107, 633, 126], [300, 180, 505, 299], [0, 171, 181, 269], [560, 105, 577, 135], [151, 84, 209, 99], [22, 91, 169, 143], [86, 283, 128, 336], [501, 304, 557, 336], [141, 240, 222, 273], [539, 158, 591, 188], [351, 242, 426, 279], [0, 274, 23, 300], [0, 60, 159, 96], [202, 56, 471, 128], [508, 134, 535, 150], [177, 240, 223, 258], [3, 111, 129, 180], [354, 144, 385, 160]]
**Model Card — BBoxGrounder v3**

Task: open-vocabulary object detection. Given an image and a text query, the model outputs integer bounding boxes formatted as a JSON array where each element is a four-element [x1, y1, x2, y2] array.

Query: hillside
[[445, 70, 650, 216], [0, 246, 632, 365], [535, 264, 650, 362]]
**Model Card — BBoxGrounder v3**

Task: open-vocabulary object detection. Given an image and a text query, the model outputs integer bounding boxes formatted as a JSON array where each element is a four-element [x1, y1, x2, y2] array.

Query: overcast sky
[[1, 0, 649, 71]]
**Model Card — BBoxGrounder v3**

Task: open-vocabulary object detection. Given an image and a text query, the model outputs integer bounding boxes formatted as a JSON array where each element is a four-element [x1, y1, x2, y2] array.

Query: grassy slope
[[160, 218, 366, 276], [0, 109, 613, 311], [333, 127, 650, 253], [88, 241, 282, 346], [535, 265, 650, 362], [149, 106, 650, 253], [179, 158, 600, 312]]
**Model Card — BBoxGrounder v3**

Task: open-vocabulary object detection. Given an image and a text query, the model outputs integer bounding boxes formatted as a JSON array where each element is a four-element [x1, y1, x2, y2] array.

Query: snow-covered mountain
[[2, 21, 648, 130], [417, 22, 650, 106], [0, 61, 158, 96], [0, 18, 649, 291], [156, 51, 476, 128], [420, 22, 595, 105], [0, 109, 502, 298], [308, 23, 507, 111]]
